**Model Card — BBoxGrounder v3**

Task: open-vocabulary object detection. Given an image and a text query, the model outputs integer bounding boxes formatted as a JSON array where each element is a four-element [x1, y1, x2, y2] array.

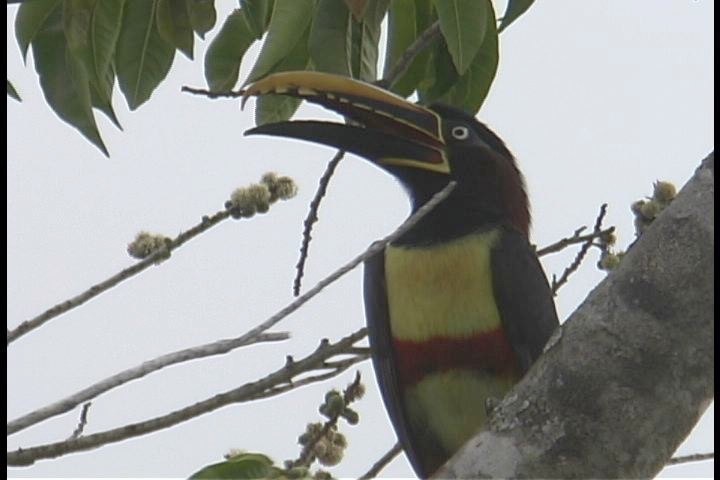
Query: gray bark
[[435, 153, 714, 479]]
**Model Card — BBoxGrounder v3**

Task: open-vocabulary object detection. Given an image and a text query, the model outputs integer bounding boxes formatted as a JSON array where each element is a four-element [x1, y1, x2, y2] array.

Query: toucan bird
[[243, 72, 559, 478]]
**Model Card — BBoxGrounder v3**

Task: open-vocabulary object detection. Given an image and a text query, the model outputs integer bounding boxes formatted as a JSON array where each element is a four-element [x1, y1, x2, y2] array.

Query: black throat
[[391, 170, 507, 247]]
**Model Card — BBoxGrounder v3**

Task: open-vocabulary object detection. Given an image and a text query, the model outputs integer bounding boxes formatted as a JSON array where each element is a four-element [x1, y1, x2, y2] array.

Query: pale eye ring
[[451, 126, 470, 140]]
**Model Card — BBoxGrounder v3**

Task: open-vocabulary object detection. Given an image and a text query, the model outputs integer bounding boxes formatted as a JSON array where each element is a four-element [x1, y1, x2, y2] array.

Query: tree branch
[[7, 182, 455, 438], [536, 226, 615, 257], [666, 452, 714, 466], [550, 203, 609, 294], [67, 402, 92, 440], [359, 442, 403, 480], [435, 154, 714, 478], [7, 329, 368, 466], [7, 208, 233, 346], [7, 331, 289, 436]]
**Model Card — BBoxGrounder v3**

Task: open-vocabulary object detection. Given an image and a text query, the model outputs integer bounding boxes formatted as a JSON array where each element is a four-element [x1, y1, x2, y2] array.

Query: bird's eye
[[451, 126, 470, 140]]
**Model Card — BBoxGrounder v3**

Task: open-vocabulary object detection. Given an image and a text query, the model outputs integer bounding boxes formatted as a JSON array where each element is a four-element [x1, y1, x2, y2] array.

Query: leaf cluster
[[13, 0, 216, 155], [11, 0, 534, 156]]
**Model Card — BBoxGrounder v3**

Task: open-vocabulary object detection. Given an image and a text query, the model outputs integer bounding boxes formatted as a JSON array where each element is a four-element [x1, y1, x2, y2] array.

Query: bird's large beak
[[242, 71, 450, 174]]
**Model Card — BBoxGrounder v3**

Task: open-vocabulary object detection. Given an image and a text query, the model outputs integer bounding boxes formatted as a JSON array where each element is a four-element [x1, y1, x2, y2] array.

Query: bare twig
[[536, 226, 615, 257], [290, 372, 364, 468], [7, 182, 455, 438], [211, 180, 455, 358], [7, 209, 231, 346], [181, 85, 243, 99], [294, 20, 444, 296], [7, 329, 368, 467], [7, 331, 289, 436], [666, 452, 714, 466], [293, 151, 345, 296], [359, 442, 403, 479], [551, 204, 609, 295], [375, 20, 442, 90], [247, 358, 369, 401], [67, 402, 92, 440]]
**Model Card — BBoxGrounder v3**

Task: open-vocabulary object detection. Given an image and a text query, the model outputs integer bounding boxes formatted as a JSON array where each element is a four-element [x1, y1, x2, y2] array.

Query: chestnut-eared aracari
[[243, 72, 559, 478]]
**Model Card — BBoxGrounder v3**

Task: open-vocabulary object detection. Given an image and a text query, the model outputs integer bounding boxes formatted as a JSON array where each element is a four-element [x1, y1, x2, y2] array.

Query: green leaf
[[348, 0, 389, 81], [438, 2, 498, 114], [32, 6, 108, 156], [63, 0, 123, 129], [188, 0, 216, 39], [62, 0, 124, 82], [90, 1, 125, 81], [255, 25, 309, 125], [189, 453, 278, 479], [116, 0, 176, 110], [156, 0, 195, 59], [255, 94, 301, 127], [498, 0, 534, 33], [244, 0, 314, 84], [432, 0, 487, 75], [63, 0, 94, 59], [204, 9, 255, 92], [240, 0, 274, 40], [91, 66, 122, 129], [63, 0, 98, 91], [383, 0, 433, 96], [384, 0, 415, 84], [309, 0, 351, 76], [417, 38, 458, 103], [15, 0, 61, 62], [7, 80, 21, 102]]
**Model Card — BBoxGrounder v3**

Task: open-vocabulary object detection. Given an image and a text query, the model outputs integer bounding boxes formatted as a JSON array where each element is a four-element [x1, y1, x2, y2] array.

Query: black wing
[[363, 247, 426, 475], [491, 228, 560, 373]]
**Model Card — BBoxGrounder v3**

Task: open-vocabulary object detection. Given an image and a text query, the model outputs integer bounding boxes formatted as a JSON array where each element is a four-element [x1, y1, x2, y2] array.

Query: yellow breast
[[384, 230, 502, 342], [404, 369, 517, 453]]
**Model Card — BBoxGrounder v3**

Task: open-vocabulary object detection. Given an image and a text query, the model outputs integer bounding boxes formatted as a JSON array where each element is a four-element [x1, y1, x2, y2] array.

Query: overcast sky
[[7, 1, 714, 478]]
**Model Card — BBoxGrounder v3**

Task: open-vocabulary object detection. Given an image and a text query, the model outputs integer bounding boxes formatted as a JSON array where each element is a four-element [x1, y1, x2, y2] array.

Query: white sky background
[[7, 1, 714, 478]]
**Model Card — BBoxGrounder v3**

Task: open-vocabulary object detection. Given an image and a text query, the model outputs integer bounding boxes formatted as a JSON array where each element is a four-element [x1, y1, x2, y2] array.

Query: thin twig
[[7, 182, 455, 438], [359, 442, 403, 479], [7, 331, 289, 436], [247, 358, 369, 401], [551, 204, 609, 295], [293, 151, 345, 296], [375, 20, 442, 90], [215, 180, 454, 359], [181, 85, 243, 99], [7, 209, 231, 346], [666, 452, 714, 465], [343, 346, 371, 356], [290, 372, 364, 468], [294, 20, 444, 296], [536, 226, 615, 257], [67, 402, 92, 440], [6, 329, 368, 467]]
